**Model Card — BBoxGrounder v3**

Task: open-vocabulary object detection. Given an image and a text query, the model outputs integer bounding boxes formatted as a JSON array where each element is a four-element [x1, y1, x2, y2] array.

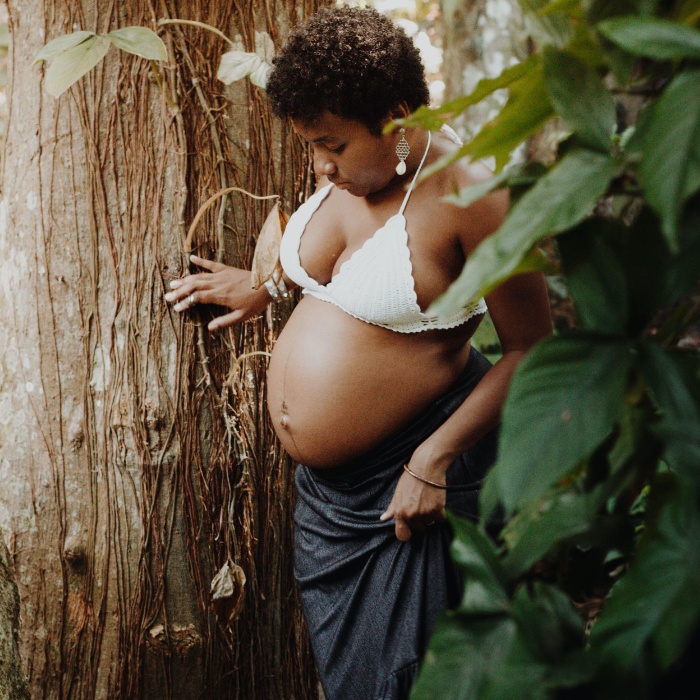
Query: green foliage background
[[400, 1, 700, 697]]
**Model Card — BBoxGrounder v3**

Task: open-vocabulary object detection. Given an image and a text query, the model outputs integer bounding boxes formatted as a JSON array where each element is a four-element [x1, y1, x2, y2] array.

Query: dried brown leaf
[[250, 203, 288, 289]]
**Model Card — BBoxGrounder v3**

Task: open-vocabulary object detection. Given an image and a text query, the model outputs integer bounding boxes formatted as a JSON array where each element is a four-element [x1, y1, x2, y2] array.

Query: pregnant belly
[[266, 296, 474, 468]]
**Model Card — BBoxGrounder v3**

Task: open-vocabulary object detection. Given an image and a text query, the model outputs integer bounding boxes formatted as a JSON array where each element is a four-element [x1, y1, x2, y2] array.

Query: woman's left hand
[[380, 449, 451, 541]]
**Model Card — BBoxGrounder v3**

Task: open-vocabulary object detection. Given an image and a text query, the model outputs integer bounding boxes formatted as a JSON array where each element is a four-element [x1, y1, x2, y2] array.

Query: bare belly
[[266, 296, 480, 468]]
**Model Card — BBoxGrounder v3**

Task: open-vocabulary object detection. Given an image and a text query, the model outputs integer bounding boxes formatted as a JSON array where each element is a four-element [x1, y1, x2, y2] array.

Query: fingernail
[[174, 303, 182, 312], [170, 280, 181, 289], [165, 292, 174, 301]]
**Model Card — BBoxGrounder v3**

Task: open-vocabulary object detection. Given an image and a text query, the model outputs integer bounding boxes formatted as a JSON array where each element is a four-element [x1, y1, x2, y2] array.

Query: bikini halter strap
[[398, 130, 432, 217]]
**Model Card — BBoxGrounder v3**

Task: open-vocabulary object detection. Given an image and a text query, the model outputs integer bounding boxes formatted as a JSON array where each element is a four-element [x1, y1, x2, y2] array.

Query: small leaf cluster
[[34, 27, 167, 97], [405, 1, 700, 698]]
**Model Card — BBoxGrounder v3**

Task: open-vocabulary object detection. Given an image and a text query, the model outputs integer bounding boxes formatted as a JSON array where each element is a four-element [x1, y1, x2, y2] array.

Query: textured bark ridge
[[0, 531, 28, 700], [0, 1, 323, 698]]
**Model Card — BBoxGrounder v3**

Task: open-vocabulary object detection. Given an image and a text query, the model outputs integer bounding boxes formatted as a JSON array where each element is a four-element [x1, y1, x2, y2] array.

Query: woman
[[165, 7, 551, 699]]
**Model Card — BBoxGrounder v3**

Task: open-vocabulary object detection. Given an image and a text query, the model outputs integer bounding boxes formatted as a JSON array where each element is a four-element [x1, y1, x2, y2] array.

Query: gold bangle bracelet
[[403, 464, 451, 490]]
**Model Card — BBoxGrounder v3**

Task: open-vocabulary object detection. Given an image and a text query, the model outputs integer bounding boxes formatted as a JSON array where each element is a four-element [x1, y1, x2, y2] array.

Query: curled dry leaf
[[210, 559, 247, 626], [251, 202, 289, 289]]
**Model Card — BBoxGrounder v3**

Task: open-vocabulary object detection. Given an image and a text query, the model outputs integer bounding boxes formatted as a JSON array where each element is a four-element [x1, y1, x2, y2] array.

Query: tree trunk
[[441, 0, 525, 140], [0, 1, 323, 697]]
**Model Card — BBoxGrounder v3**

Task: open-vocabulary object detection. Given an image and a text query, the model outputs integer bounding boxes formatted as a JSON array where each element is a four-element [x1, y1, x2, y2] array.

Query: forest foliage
[[395, 0, 700, 698]]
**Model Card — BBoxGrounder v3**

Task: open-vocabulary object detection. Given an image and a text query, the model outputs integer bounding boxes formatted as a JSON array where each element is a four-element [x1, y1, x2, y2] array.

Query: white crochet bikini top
[[279, 126, 487, 334]]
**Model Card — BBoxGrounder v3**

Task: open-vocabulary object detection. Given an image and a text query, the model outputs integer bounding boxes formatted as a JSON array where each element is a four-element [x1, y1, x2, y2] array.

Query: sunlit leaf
[[460, 64, 555, 172], [249, 60, 271, 89], [429, 149, 615, 317], [44, 34, 110, 97], [543, 47, 615, 151], [217, 49, 265, 85], [107, 27, 167, 61], [488, 336, 632, 514], [393, 56, 535, 134], [537, 0, 585, 18], [34, 30, 95, 64], [598, 16, 700, 60], [638, 69, 700, 251]]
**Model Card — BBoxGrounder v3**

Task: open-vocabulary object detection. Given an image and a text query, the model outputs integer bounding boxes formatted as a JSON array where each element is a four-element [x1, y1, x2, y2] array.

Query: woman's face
[[292, 111, 402, 198]]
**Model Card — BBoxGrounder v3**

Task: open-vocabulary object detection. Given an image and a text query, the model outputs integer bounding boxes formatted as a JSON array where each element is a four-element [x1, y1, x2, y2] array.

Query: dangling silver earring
[[395, 128, 410, 175]]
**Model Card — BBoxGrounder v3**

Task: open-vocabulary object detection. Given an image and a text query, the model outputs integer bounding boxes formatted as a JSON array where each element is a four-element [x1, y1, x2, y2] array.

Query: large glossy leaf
[[411, 613, 516, 700], [449, 514, 510, 613], [34, 30, 95, 63], [558, 221, 628, 335], [107, 27, 167, 61], [502, 484, 609, 577], [44, 34, 110, 97], [640, 343, 700, 483], [429, 149, 615, 317], [590, 482, 700, 676], [597, 17, 700, 60], [638, 69, 700, 251], [487, 336, 632, 514], [483, 584, 594, 698], [542, 47, 615, 151]]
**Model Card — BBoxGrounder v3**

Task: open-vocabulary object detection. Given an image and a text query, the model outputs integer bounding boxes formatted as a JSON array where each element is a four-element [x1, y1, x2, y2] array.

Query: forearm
[[412, 349, 525, 479]]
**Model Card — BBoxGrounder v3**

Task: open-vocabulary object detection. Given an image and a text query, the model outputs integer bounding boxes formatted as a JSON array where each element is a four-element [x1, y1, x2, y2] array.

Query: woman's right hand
[[165, 254, 272, 331]]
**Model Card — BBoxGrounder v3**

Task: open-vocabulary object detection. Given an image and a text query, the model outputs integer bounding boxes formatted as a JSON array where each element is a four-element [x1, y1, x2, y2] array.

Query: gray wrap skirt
[[294, 347, 498, 700]]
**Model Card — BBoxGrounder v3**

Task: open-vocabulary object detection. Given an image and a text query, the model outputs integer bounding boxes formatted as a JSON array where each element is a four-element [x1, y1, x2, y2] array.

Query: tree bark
[[0, 529, 28, 699], [0, 1, 323, 697]]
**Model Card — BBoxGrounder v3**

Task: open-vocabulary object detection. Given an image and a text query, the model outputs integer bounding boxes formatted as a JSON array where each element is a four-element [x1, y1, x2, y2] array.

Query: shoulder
[[424, 132, 509, 255]]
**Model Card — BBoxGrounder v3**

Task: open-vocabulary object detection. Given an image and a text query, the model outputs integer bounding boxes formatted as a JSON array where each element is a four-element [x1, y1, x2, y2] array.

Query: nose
[[313, 149, 337, 177]]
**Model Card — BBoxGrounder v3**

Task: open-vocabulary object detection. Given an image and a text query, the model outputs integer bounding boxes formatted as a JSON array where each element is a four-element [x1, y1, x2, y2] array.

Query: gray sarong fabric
[[294, 348, 498, 700]]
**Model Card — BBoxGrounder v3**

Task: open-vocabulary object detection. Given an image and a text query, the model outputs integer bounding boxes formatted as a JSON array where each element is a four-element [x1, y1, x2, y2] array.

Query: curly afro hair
[[266, 7, 429, 135]]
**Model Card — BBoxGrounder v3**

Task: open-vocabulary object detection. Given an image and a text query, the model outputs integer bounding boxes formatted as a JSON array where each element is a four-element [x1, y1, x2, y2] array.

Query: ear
[[381, 102, 411, 132]]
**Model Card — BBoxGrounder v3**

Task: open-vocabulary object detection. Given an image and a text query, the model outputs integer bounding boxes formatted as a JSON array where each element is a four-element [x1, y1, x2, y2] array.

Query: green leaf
[[521, 0, 575, 48], [44, 34, 110, 97], [442, 166, 517, 208], [488, 336, 632, 514], [394, 57, 535, 133], [411, 613, 516, 700], [640, 343, 700, 483], [482, 583, 594, 698], [590, 481, 700, 676], [537, 0, 585, 19], [34, 30, 95, 64], [558, 220, 628, 335], [448, 513, 510, 613], [598, 16, 700, 60], [585, 0, 640, 84], [502, 484, 608, 577], [429, 149, 615, 317], [106, 27, 167, 61], [638, 69, 700, 251], [542, 47, 615, 151], [460, 63, 555, 171]]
